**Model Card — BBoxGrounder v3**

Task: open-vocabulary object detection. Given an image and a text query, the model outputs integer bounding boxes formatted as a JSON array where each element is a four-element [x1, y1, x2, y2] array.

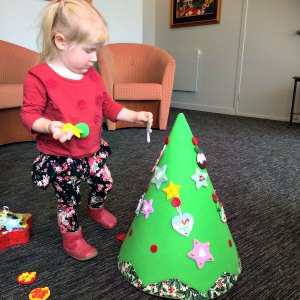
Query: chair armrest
[[0, 84, 24, 109], [0, 40, 38, 84], [148, 49, 175, 83], [153, 50, 176, 100], [159, 58, 176, 130], [97, 48, 114, 98]]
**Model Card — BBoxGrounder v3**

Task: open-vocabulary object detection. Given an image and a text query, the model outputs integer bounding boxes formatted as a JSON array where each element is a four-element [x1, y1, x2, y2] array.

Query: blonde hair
[[38, 0, 109, 62]]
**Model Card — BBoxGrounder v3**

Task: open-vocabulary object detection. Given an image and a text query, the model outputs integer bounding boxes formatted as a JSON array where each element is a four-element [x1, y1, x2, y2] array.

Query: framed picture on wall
[[170, 0, 221, 28]]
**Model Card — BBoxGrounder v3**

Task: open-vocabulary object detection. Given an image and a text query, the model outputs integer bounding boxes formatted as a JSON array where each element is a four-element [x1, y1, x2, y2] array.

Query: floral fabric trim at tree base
[[118, 260, 241, 300]]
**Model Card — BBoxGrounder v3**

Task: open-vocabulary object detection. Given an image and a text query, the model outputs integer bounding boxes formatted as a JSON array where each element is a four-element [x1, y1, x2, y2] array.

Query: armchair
[[97, 43, 176, 130], [0, 40, 38, 145]]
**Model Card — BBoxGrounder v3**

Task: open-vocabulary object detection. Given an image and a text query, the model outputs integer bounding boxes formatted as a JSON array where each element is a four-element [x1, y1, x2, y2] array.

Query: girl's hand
[[49, 121, 73, 143], [136, 111, 153, 126], [116, 108, 153, 126], [32, 118, 73, 143]]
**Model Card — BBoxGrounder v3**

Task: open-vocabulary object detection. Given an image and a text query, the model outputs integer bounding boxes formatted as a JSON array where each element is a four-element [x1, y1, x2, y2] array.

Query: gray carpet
[[0, 108, 299, 300]]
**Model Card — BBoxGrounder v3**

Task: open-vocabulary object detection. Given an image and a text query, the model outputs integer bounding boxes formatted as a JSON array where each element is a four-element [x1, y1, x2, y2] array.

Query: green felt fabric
[[118, 113, 241, 296], [75, 122, 89, 138]]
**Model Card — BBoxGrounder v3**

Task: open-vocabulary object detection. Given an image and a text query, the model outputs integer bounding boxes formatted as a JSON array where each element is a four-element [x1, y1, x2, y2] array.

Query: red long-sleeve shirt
[[21, 63, 123, 158]]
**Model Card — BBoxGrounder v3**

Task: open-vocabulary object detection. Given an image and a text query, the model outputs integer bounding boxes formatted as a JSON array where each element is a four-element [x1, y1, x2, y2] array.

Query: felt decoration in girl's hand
[[146, 116, 152, 143], [62, 122, 89, 138], [75, 122, 90, 138]]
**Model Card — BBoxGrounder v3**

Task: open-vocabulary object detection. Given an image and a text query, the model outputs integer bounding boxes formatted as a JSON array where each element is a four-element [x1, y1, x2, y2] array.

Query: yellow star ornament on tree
[[163, 181, 181, 200]]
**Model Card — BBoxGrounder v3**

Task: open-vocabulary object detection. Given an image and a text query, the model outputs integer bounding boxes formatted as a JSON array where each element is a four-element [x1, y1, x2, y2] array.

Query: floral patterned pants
[[31, 140, 113, 232]]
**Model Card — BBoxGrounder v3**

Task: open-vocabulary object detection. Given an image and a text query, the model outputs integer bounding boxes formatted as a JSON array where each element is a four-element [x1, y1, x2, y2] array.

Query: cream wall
[[0, 0, 46, 50], [143, 0, 156, 45], [0, 0, 143, 51], [93, 0, 143, 44], [155, 0, 243, 116], [1, 0, 299, 122], [237, 0, 300, 121], [155, 0, 300, 122]]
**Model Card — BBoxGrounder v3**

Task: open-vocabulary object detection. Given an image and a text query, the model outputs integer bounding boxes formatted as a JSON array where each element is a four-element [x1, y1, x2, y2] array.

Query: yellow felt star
[[163, 181, 181, 200], [62, 123, 83, 138]]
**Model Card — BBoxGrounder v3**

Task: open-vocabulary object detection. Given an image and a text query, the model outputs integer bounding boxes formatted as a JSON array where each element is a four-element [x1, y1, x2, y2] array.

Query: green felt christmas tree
[[118, 113, 241, 299]]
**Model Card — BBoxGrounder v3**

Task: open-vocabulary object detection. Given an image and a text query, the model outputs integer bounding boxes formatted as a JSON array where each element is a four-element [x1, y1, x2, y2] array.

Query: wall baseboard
[[171, 102, 234, 116], [170, 102, 296, 123], [237, 112, 292, 123]]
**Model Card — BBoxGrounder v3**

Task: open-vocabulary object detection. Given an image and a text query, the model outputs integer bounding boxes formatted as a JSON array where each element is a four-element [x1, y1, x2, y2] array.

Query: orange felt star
[[163, 181, 181, 200]]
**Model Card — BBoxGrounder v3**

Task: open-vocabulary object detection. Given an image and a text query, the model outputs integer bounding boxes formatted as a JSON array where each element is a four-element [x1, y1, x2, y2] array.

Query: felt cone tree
[[118, 113, 241, 299]]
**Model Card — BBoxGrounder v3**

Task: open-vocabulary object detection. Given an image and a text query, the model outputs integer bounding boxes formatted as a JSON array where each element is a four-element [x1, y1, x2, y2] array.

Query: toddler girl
[[21, 0, 153, 261]]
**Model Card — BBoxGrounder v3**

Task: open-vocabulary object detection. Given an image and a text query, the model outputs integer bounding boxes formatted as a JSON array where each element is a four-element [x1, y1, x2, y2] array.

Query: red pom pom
[[212, 193, 219, 203], [172, 198, 181, 207], [117, 233, 126, 241], [192, 136, 198, 145], [150, 244, 158, 253], [165, 136, 169, 144]]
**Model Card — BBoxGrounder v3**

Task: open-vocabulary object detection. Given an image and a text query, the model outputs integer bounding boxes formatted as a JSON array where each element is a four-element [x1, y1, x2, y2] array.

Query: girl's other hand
[[136, 111, 153, 126]]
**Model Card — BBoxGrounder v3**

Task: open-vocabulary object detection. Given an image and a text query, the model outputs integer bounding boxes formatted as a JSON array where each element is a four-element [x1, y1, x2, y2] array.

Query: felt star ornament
[[0, 216, 22, 231], [151, 165, 168, 190], [163, 181, 181, 200], [191, 168, 208, 189], [187, 240, 214, 269], [141, 199, 154, 219]]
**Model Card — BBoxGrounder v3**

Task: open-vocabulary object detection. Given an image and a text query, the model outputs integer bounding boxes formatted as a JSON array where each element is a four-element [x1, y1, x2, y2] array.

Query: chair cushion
[[114, 83, 162, 100], [0, 84, 23, 109]]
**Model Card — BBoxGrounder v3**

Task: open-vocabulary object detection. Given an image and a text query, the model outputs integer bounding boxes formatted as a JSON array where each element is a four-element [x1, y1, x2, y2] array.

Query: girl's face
[[59, 41, 100, 75]]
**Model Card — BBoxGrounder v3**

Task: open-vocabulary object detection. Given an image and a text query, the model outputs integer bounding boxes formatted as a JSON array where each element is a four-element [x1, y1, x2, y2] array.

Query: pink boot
[[86, 206, 117, 229], [62, 228, 98, 261]]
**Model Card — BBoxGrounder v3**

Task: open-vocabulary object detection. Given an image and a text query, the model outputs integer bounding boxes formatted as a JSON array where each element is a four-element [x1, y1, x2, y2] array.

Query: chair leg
[[0, 108, 34, 145], [159, 107, 170, 130], [106, 119, 116, 130], [289, 79, 298, 127]]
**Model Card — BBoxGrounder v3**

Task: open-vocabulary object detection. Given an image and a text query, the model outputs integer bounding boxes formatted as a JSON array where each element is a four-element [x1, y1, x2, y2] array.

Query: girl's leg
[[53, 176, 82, 233], [86, 164, 117, 229], [53, 176, 97, 260], [86, 164, 113, 208]]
